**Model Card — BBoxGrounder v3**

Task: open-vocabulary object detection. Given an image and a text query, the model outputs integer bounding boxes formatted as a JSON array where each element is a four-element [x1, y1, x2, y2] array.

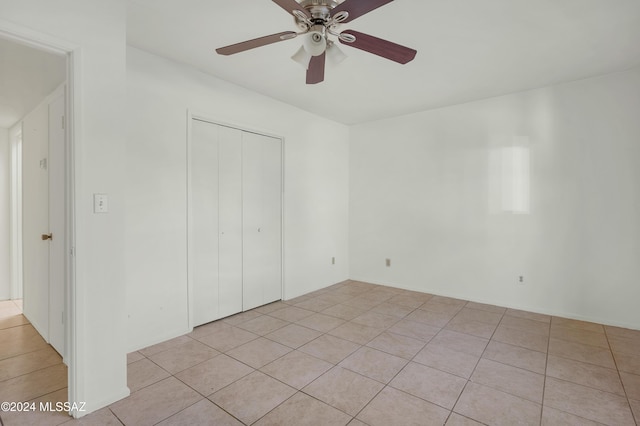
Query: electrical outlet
[[386, 258, 391, 267], [519, 275, 524, 284]]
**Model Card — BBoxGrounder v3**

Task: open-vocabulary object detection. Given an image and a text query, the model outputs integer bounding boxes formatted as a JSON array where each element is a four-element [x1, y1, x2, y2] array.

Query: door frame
[[186, 111, 285, 330], [0, 19, 79, 414]]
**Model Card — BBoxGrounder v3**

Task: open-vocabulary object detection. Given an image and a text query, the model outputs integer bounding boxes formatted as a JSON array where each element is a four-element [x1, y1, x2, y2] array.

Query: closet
[[189, 118, 282, 327]]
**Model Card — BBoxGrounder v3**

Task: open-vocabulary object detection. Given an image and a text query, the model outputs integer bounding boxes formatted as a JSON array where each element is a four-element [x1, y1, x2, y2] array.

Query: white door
[[190, 119, 221, 326], [21, 90, 66, 357], [242, 132, 282, 310], [48, 93, 66, 356]]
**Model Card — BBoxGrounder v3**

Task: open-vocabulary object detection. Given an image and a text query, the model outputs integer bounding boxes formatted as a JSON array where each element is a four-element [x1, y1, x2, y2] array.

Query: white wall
[[0, 0, 128, 414], [350, 67, 640, 329], [0, 127, 9, 300], [125, 47, 350, 351]]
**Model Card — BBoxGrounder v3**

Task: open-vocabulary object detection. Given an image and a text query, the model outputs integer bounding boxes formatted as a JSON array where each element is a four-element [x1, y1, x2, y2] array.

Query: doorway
[[0, 30, 75, 417]]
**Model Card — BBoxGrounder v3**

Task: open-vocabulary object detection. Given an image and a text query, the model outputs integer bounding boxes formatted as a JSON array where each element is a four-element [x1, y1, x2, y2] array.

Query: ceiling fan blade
[[306, 52, 326, 84], [216, 31, 297, 55], [339, 30, 416, 64], [272, 0, 311, 18], [331, 0, 394, 23]]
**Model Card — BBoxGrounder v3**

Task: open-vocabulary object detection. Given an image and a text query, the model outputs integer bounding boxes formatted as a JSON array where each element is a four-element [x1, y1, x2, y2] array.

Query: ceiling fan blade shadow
[[339, 30, 416, 64], [272, 0, 311, 18], [306, 52, 326, 84], [331, 0, 394, 23], [216, 31, 297, 55]]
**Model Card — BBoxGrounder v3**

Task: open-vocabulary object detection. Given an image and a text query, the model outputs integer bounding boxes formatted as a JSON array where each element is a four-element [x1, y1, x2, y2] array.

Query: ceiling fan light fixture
[[326, 42, 347, 65], [291, 45, 312, 69], [304, 26, 327, 56]]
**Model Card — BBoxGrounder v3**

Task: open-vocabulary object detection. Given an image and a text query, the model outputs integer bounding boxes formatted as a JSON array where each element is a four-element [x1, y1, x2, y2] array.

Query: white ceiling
[[0, 38, 66, 129], [129, 0, 640, 125]]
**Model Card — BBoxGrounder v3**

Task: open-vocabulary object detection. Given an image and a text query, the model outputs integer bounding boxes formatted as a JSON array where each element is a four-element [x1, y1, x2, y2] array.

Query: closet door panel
[[190, 120, 220, 326], [218, 126, 243, 317], [242, 132, 282, 310]]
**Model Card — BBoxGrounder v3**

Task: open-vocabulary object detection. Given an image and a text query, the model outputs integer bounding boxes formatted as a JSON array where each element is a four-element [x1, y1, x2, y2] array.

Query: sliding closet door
[[190, 120, 221, 326], [242, 132, 282, 310], [217, 126, 243, 317]]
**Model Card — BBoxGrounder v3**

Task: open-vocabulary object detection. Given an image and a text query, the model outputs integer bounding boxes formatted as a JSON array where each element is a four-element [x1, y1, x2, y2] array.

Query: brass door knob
[[41, 233, 53, 241]]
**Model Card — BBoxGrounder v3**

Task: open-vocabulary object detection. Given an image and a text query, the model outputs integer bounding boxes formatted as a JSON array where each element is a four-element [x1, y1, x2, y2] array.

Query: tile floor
[[1, 281, 640, 425]]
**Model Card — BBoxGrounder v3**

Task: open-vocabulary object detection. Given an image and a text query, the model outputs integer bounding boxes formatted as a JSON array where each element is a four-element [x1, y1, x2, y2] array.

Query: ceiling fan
[[216, 0, 417, 84]]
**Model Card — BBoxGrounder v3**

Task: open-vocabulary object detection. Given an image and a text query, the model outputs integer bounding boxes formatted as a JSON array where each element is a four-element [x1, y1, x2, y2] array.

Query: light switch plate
[[94, 194, 109, 213]]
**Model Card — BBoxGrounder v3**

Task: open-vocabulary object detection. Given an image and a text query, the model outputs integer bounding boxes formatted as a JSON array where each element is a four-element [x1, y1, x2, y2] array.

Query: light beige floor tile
[[430, 296, 467, 307], [138, 335, 193, 357], [445, 413, 485, 425], [454, 382, 541, 426], [127, 358, 171, 393], [431, 330, 488, 357], [357, 386, 449, 426], [293, 297, 336, 313], [209, 371, 296, 425], [299, 334, 361, 364], [387, 319, 440, 342], [445, 319, 496, 339], [620, 371, 640, 400], [504, 308, 550, 323], [348, 419, 368, 426], [174, 354, 253, 396], [470, 358, 544, 403], [548, 338, 615, 368], [195, 326, 259, 352], [609, 335, 640, 356], [148, 340, 219, 374], [265, 323, 322, 349], [321, 304, 367, 321], [464, 301, 506, 314], [221, 310, 263, 326], [604, 325, 640, 341], [499, 315, 550, 336], [366, 331, 426, 359], [187, 320, 232, 340], [0, 346, 62, 381], [492, 324, 548, 353], [295, 313, 346, 333], [254, 301, 288, 314], [64, 407, 123, 425], [390, 362, 466, 409], [1, 388, 70, 426], [552, 317, 604, 333], [546, 354, 624, 396], [225, 337, 291, 368], [341, 297, 382, 311], [406, 309, 455, 328], [303, 366, 384, 416], [550, 325, 609, 348], [0, 314, 30, 330], [450, 308, 503, 326], [328, 321, 385, 345], [236, 315, 289, 335], [315, 292, 355, 305], [387, 294, 429, 309], [420, 301, 464, 315], [0, 325, 49, 360], [413, 342, 480, 379], [126, 351, 144, 364], [260, 350, 332, 389], [614, 352, 640, 375], [268, 306, 315, 322], [156, 398, 242, 426], [482, 340, 546, 374], [284, 294, 314, 305], [370, 302, 414, 318], [543, 377, 635, 425], [0, 363, 67, 402], [110, 377, 201, 426], [351, 311, 399, 329], [339, 347, 407, 384], [541, 406, 606, 426], [630, 399, 640, 424], [254, 392, 351, 426]]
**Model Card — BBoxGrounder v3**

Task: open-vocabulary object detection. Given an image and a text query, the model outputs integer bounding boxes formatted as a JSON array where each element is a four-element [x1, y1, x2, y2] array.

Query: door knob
[[41, 233, 53, 241]]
